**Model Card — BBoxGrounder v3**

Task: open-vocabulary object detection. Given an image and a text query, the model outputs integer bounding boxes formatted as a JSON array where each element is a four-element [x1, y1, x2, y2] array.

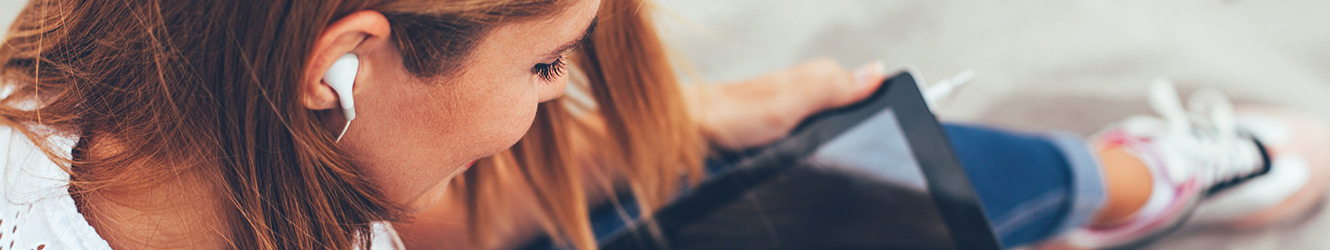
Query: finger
[[839, 60, 888, 106], [852, 60, 887, 87]]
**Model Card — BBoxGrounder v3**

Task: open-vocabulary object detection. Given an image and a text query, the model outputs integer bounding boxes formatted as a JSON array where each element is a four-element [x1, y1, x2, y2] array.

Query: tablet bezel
[[599, 71, 1002, 250], [760, 71, 1000, 249]]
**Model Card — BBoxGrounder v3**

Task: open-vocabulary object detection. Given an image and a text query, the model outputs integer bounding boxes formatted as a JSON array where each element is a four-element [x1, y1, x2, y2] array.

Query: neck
[[75, 140, 233, 249]]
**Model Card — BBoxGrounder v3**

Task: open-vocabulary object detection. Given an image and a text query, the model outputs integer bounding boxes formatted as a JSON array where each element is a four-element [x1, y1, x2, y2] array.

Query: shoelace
[[921, 72, 1264, 190], [1146, 79, 1263, 192]]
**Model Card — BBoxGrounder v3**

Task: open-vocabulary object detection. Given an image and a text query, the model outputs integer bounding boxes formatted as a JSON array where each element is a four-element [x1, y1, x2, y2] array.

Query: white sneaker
[[1188, 107, 1330, 229], [1059, 79, 1325, 249]]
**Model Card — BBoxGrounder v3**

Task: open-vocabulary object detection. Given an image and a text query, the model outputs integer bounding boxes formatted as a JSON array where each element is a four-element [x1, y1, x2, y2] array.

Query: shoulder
[[0, 123, 113, 250]]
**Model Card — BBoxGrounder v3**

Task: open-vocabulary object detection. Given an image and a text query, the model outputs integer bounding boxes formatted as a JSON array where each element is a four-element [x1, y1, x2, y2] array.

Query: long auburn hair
[[0, 0, 653, 249], [458, 0, 707, 249]]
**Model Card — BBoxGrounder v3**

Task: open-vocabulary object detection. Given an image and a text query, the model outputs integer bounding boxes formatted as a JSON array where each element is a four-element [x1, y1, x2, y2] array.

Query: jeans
[[944, 123, 1106, 247]]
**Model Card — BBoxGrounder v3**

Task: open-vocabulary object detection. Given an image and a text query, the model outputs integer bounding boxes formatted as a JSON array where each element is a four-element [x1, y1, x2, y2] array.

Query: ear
[[302, 11, 393, 111]]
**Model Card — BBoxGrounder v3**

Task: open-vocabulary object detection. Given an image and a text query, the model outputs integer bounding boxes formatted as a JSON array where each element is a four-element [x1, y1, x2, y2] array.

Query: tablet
[[599, 71, 1002, 250]]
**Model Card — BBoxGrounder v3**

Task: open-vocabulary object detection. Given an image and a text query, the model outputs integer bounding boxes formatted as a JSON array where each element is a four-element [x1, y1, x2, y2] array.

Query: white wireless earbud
[[324, 53, 359, 141]]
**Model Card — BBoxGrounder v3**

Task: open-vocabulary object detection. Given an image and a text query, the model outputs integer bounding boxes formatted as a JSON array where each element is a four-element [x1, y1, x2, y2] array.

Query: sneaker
[[1187, 106, 1330, 229], [1057, 79, 1330, 249]]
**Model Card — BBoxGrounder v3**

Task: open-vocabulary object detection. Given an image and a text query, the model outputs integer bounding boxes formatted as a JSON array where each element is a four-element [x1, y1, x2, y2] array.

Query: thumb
[[841, 60, 889, 106]]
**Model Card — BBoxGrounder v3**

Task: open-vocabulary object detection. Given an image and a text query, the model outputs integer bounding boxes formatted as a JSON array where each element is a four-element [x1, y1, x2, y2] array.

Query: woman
[[2, 1, 1324, 250]]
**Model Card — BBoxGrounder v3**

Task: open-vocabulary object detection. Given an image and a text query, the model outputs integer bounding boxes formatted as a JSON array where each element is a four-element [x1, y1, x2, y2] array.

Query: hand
[[690, 58, 889, 150]]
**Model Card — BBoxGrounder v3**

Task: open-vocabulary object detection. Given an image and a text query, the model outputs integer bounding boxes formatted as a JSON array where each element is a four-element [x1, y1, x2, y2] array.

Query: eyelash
[[532, 55, 567, 82]]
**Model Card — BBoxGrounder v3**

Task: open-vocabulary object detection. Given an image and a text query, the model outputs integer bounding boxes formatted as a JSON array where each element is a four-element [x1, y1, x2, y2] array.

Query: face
[[334, 0, 602, 212]]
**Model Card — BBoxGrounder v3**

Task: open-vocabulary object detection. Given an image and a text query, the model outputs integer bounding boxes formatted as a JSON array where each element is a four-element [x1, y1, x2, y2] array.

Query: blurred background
[[5, 0, 1329, 249]]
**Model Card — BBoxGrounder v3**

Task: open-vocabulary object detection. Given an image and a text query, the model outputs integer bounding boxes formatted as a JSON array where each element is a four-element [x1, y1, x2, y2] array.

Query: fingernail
[[853, 60, 887, 85]]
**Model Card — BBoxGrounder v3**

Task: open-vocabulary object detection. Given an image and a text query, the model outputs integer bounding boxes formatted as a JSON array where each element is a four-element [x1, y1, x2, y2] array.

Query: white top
[[0, 123, 404, 249]]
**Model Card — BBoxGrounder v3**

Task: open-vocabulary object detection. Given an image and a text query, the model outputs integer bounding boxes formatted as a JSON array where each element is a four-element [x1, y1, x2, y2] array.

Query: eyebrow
[[545, 17, 599, 58]]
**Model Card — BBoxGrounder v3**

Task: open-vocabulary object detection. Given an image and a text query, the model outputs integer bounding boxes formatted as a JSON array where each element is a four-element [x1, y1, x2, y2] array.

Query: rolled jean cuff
[[1044, 132, 1108, 236]]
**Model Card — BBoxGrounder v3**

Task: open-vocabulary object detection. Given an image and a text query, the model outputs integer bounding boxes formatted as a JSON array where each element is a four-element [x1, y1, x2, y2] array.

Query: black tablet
[[599, 72, 1002, 250]]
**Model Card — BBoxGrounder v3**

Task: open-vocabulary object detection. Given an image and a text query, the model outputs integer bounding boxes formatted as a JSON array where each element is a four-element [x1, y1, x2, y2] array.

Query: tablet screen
[[802, 108, 958, 247], [638, 110, 960, 249]]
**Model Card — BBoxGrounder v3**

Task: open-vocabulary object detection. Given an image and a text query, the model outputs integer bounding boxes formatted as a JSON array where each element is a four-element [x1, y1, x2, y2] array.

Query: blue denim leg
[[944, 123, 1105, 248]]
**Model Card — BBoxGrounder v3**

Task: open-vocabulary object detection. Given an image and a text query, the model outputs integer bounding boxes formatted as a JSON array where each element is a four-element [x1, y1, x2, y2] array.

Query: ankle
[[1090, 146, 1154, 226]]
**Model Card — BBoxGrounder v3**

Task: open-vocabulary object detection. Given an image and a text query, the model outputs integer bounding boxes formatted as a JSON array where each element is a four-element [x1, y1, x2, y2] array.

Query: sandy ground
[[4, 0, 1329, 249]]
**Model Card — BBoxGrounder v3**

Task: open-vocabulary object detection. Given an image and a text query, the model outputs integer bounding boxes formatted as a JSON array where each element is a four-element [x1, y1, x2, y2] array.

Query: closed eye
[[532, 56, 567, 82], [531, 18, 595, 82]]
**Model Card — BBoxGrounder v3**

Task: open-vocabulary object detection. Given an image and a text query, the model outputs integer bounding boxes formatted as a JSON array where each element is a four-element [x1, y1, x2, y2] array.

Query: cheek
[[483, 95, 541, 149], [451, 79, 544, 156], [347, 76, 543, 162], [539, 75, 570, 102]]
